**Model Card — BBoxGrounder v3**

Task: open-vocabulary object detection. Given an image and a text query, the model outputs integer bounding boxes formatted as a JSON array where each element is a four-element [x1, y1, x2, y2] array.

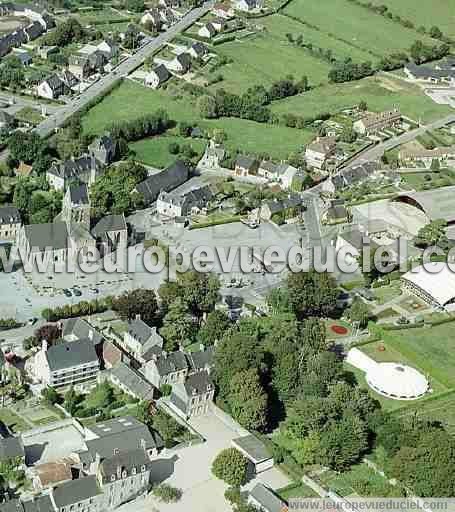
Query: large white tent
[[401, 263, 455, 308], [347, 348, 429, 400]]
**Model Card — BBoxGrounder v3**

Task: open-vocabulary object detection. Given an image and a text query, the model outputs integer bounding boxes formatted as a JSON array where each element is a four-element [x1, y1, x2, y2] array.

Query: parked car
[[63, 288, 72, 297], [73, 288, 82, 297]]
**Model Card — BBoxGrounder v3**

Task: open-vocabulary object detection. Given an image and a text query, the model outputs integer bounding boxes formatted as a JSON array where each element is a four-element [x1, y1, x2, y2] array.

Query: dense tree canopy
[[212, 448, 248, 487], [112, 289, 158, 325]]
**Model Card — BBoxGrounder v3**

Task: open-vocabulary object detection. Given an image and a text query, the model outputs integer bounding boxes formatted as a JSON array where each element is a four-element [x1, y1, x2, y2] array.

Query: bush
[[212, 448, 248, 487], [152, 483, 182, 503], [0, 318, 22, 330], [160, 384, 172, 396]]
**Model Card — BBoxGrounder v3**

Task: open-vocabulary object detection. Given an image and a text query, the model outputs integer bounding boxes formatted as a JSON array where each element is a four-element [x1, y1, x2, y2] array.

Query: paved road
[[34, 1, 214, 138], [348, 113, 455, 167]]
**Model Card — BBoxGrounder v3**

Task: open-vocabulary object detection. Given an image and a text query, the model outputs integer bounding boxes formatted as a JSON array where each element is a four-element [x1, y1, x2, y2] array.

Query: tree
[[228, 369, 267, 430], [34, 324, 61, 345], [178, 271, 220, 317], [160, 298, 195, 351], [212, 448, 248, 487], [429, 26, 443, 39], [126, 0, 145, 12], [112, 289, 158, 325], [345, 297, 370, 328], [286, 270, 338, 319], [63, 386, 82, 416], [198, 310, 231, 346], [8, 132, 44, 164], [358, 100, 368, 111], [41, 387, 61, 405], [414, 219, 447, 248], [85, 381, 115, 411], [151, 409, 184, 444], [44, 17, 86, 47], [152, 484, 182, 503], [340, 125, 357, 143], [197, 95, 218, 119]]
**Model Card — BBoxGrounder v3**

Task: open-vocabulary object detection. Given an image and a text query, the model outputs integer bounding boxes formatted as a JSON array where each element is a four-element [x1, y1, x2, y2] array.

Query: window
[[141, 465, 146, 472], [111, 474, 116, 482]]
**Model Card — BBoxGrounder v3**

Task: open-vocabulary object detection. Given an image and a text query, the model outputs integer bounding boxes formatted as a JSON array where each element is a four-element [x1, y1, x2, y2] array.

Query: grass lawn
[[282, 0, 436, 58], [271, 75, 453, 123], [277, 482, 318, 500], [15, 106, 43, 126], [318, 463, 403, 497], [207, 15, 331, 93], [83, 80, 314, 160], [381, 323, 455, 389], [130, 135, 206, 168], [375, 307, 400, 320], [74, 8, 130, 25], [373, 282, 402, 305], [0, 407, 28, 433], [369, 0, 455, 39]]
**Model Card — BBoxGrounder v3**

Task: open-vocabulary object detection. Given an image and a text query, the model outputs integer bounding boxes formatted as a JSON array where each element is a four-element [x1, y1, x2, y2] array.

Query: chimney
[[116, 465, 122, 479], [88, 329, 93, 340], [135, 313, 141, 321], [42, 339, 48, 352]]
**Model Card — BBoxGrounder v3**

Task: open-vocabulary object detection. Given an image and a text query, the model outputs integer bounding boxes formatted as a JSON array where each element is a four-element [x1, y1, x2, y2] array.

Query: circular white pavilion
[[346, 348, 429, 400]]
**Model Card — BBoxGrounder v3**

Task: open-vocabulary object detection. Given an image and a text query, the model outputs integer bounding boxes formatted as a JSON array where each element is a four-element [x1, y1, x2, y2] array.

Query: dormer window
[[111, 474, 116, 482], [122, 471, 127, 478], [132, 467, 137, 475], [141, 465, 146, 472]]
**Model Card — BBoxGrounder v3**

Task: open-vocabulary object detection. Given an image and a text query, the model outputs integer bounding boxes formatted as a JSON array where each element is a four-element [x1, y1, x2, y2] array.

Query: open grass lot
[[381, 323, 455, 389], [207, 16, 332, 93], [271, 75, 453, 123], [373, 282, 402, 305], [0, 407, 28, 433], [369, 0, 455, 39], [83, 80, 315, 160], [282, 0, 436, 59], [72, 8, 131, 26], [394, 391, 455, 435], [130, 135, 206, 168], [277, 482, 318, 500], [317, 463, 403, 497]]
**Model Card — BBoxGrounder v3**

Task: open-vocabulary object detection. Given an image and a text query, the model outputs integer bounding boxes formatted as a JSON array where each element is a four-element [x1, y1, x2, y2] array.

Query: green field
[[282, 0, 436, 58], [271, 76, 452, 123], [130, 135, 206, 168], [369, 0, 455, 39], [207, 15, 332, 92], [0, 407, 28, 433], [382, 323, 455, 389], [83, 80, 314, 160]]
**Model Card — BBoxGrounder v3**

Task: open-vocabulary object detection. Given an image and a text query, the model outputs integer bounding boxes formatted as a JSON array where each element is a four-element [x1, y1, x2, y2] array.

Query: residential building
[[143, 350, 188, 389], [232, 435, 273, 473], [404, 62, 455, 84], [13, 50, 32, 66], [212, 1, 235, 18], [198, 22, 217, 39], [353, 108, 401, 136], [169, 52, 191, 73], [211, 17, 226, 31], [68, 50, 106, 81], [188, 42, 208, 60], [29, 338, 100, 388], [305, 136, 336, 170], [186, 344, 215, 373], [135, 160, 189, 205], [50, 476, 103, 512], [105, 362, 155, 401], [0, 436, 25, 463], [170, 370, 214, 418], [157, 185, 214, 218], [0, 206, 21, 242], [257, 161, 299, 188], [91, 214, 128, 257], [31, 461, 73, 491], [325, 198, 349, 224], [198, 141, 225, 169], [97, 39, 118, 61], [145, 63, 171, 89], [260, 195, 303, 221], [60, 69, 79, 91], [46, 155, 102, 191], [62, 317, 103, 347], [234, 155, 259, 176], [88, 135, 117, 166], [141, 8, 163, 30], [235, 0, 262, 11], [399, 145, 455, 168], [121, 317, 163, 362], [37, 74, 66, 100]]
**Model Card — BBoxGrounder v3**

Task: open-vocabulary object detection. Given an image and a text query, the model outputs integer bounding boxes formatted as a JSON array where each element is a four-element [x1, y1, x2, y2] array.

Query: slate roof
[[136, 160, 189, 204], [89, 134, 116, 155], [263, 195, 302, 215], [150, 63, 170, 83], [406, 62, 455, 80], [202, 22, 216, 36], [110, 362, 155, 401], [232, 434, 271, 463], [68, 182, 89, 205], [186, 345, 214, 372], [43, 74, 64, 93], [0, 436, 24, 460], [22, 495, 54, 512], [24, 222, 69, 252], [158, 185, 214, 214], [0, 206, 20, 224], [190, 42, 208, 57], [91, 215, 126, 238], [249, 483, 285, 512], [127, 318, 159, 346], [24, 21, 44, 41], [47, 155, 98, 180], [45, 338, 99, 372], [51, 476, 102, 508], [60, 69, 79, 88], [62, 317, 103, 346], [99, 448, 151, 484], [175, 52, 191, 71], [184, 370, 213, 395], [0, 499, 23, 512], [235, 155, 257, 170], [155, 350, 188, 376]]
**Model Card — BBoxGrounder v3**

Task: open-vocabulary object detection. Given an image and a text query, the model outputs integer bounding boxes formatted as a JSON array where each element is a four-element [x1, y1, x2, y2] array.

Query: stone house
[[0, 206, 21, 242]]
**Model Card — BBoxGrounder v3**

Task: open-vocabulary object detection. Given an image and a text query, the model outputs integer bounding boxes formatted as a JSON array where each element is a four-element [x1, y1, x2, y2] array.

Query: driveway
[[117, 411, 290, 512]]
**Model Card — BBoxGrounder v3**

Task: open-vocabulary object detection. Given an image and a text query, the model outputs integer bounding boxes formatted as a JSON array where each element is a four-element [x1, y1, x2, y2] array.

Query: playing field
[[283, 0, 437, 58], [271, 76, 453, 123], [82, 80, 315, 160], [369, 0, 455, 39]]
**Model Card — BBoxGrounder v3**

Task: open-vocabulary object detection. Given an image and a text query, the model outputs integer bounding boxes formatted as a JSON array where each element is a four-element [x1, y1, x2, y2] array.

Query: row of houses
[[322, 161, 380, 193], [0, 3, 55, 58], [234, 155, 301, 189], [404, 57, 455, 85]]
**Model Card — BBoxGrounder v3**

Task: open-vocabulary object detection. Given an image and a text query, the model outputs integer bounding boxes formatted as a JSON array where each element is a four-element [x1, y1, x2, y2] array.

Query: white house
[[198, 22, 217, 39], [145, 63, 170, 89], [37, 74, 65, 99], [305, 136, 336, 170], [235, 0, 262, 11]]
